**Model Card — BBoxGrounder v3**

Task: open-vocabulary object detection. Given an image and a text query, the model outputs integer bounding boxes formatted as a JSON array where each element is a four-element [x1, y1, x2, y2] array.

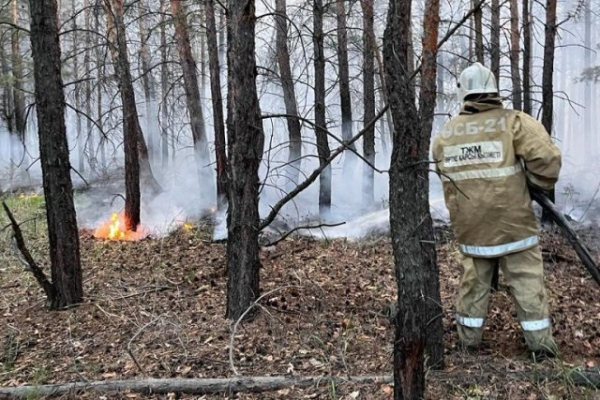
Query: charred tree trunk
[[225, 0, 264, 320], [541, 0, 557, 224], [313, 0, 331, 218], [160, 0, 169, 167], [106, 0, 142, 230], [490, 0, 500, 83], [509, 0, 522, 110], [473, 0, 483, 63], [28, 0, 83, 309], [361, 0, 375, 209], [275, 0, 302, 189], [170, 0, 213, 196], [384, 0, 443, 396], [335, 0, 357, 177], [206, 0, 228, 209], [522, 0, 532, 114]]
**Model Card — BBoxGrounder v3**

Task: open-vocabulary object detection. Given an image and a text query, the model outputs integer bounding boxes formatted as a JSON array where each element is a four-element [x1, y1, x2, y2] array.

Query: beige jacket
[[432, 100, 562, 257]]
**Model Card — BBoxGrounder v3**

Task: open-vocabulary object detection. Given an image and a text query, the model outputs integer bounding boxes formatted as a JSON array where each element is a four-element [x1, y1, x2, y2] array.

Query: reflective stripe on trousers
[[456, 315, 485, 328], [460, 236, 539, 257], [521, 318, 551, 331]]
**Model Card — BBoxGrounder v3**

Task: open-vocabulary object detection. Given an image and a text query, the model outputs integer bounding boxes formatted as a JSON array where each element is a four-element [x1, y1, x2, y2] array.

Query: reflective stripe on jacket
[[432, 100, 562, 258]]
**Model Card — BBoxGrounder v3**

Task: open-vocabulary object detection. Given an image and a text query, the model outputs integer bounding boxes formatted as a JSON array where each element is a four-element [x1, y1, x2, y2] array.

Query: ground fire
[[93, 212, 148, 241]]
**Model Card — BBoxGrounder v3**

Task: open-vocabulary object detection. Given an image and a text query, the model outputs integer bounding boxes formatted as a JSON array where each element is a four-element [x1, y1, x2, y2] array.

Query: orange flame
[[94, 212, 148, 241]]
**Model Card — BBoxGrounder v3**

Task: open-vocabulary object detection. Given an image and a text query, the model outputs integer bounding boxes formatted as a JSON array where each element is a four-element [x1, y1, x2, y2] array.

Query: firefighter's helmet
[[458, 62, 498, 102]]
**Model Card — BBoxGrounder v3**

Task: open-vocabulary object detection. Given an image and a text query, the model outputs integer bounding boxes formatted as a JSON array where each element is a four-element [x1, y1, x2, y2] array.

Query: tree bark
[[313, 0, 331, 217], [206, 0, 228, 209], [473, 0, 483, 63], [541, 0, 557, 224], [584, 0, 592, 158], [160, 0, 169, 168], [28, 0, 83, 309], [170, 0, 213, 196], [509, 0, 522, 110], [361, 0, 375, 209], [335, 0, 357, 177], [138, 0, 158, 160], [225, 0, 264, 320], [11, 0, 26, 142], [384, 0, 443, 396], [419, 0, 444, 369], [522, 0, 532, 114], [105, 0, 142, 230], [95, 5, 107, 172], [71, 0, 86, 176], [490, 0, 500, 83], [0, 34, 15, 137], [83, 0, 94, 174], [11, 0, 27, 181], [275, 0, 302, 189]]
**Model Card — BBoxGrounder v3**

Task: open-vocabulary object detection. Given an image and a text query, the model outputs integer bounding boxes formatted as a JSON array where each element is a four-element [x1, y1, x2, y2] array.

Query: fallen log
[[0, 375, 391, 398], [530, 189, 600, 286], [1, 368, 599, 398]]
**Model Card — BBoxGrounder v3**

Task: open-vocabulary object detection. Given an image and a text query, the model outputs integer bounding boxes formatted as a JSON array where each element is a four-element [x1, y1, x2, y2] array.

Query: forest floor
[[1, 193, 600, 400]]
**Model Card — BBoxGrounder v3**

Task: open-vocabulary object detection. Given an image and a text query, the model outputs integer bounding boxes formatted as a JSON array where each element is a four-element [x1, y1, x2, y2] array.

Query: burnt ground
[[1, 196, 600, 399]]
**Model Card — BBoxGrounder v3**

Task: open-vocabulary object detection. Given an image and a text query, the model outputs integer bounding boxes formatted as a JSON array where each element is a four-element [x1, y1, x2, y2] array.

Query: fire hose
[[529, 189, 600, 286]]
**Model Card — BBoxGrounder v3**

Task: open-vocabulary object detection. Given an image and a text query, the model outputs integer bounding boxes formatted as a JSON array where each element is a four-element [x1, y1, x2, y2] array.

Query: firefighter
[[432, 62, 562, 358]]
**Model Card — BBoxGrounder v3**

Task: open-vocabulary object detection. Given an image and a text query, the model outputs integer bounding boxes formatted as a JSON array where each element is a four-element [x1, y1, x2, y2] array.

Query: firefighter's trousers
[[455, 246, 557, 353]]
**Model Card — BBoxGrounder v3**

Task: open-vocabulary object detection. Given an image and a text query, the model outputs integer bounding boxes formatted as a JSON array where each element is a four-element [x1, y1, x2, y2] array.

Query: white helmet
[[457, 62, 498, 102]]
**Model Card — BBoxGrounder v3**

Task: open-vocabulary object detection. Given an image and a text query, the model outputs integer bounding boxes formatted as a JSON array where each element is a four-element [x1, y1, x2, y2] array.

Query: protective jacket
[[432, 100, 561, 258]]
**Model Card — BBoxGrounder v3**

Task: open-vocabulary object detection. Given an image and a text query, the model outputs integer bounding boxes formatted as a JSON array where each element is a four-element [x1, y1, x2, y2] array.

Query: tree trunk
[[105, 0, 142, 230], [218, 6, 226, 80], [170, 0, 214, 197], [225, 0, 264, 320], [0, 35, 15, 138], [584, 0, 591, 159], [419, 0, 444, 369], [335, 0, 357, 177], [83, 0, 94, 174], [138, 0, 158, 160], [384, 0, 443, 396], [71, 0, 85, 176], [361, 0, 375, 209], [473, 0, 483, 63], [206, 0, 228, 209], [11, 0, 27, 180], [106, 0, 161, 196], [374, 44, 393, 151], [95, 5, 107, 172], [160, 0, 169, 168], [313, 0, 331, 218], [490, 0, 500, 83], [541, 0, 557, 224], [509, 0, 522, 110], [275, 0, 302, 189], [28, 0, 83, 310], [522, 0, 532, 114]]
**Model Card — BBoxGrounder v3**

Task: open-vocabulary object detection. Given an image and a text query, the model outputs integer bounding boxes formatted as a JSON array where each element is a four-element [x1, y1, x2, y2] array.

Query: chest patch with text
[[443, 141, 503, 167]]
